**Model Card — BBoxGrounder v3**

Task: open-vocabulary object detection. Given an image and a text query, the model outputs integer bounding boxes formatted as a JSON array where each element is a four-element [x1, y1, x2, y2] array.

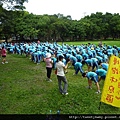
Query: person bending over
[[82, 71, 101, 94]]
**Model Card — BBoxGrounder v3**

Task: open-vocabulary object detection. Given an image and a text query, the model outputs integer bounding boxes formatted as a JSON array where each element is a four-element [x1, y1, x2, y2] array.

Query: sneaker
[[73, 73, 77, 75], [2, 62, 4, 64], [5, 61, 8, 63], [86, 86, 92, 89], [95, 91, 101, 94], [65, 71, 68, 74], [64, 93, 68, 95], [62, 92, 68, 95], [48, 79, 52, 82]]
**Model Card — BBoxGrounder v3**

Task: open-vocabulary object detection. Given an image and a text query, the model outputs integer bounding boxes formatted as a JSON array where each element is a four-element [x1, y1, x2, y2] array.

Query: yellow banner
[[101, 55, 120, 108]]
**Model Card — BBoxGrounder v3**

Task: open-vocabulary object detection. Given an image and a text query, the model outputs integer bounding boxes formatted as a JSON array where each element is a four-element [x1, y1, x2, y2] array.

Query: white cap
[[46, 53, 51, 58]]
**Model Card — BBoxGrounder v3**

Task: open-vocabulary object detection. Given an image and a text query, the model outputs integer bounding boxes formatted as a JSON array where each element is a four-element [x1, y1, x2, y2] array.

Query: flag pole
[[98, 102, 101, 110]]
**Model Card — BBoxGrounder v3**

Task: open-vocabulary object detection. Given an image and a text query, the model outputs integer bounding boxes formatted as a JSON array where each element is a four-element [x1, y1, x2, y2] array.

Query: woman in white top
[[56, 55, 70, 95]]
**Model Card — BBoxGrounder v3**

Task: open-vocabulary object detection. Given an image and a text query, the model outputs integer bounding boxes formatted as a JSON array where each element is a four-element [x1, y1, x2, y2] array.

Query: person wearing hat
[[44, 53, 53, 82]]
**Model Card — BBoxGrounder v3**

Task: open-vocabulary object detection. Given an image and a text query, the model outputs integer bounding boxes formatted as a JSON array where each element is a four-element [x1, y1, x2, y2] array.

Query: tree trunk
[[5, 36, 8, 43]]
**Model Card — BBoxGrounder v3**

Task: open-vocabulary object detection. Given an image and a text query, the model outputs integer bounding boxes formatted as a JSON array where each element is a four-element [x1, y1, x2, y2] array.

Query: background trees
[[0, 0, 28, 10], [1, 5, 120, 42]]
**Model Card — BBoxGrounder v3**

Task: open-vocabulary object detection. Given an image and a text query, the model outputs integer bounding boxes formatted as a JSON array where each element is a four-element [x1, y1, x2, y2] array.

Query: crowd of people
[[0, 41, 120, 95]]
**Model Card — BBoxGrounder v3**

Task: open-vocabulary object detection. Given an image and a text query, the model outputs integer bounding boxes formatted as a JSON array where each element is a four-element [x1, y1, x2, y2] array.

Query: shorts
[[2, 55, 6, 58], [91, 75, 98, 83], [101, 75, 106, 80]]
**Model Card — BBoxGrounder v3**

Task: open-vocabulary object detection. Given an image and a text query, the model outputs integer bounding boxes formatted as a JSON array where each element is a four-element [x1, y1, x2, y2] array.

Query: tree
[[0, 0, 28, 10], [109, 13, 120, 39]]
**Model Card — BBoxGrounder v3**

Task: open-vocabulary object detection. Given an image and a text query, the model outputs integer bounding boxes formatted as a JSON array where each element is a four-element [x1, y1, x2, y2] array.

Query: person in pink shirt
[[1, 46, 8, 64], [44, 53, 53, 82]]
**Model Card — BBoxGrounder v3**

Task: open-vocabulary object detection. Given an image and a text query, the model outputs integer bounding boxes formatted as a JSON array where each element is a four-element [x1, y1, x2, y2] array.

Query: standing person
[[44, 53, 53, 82], [56, 55, 69, 95], [1, 46, 8, 64]]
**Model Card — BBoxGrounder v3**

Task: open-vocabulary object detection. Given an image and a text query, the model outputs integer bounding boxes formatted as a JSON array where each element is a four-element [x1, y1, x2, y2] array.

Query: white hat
[[91, 47, 94, 50], [76, 48, 79, 52], [46, 53, 51, 58]]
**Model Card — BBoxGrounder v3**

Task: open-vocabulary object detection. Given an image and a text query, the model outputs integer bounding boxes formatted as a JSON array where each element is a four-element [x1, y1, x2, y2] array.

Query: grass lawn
[[0, 41, 120, 115], [58, 40, 120, 47]]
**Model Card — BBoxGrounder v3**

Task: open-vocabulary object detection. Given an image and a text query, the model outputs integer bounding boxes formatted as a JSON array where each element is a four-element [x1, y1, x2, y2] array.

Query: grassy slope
[[0, 41, 120, 114]]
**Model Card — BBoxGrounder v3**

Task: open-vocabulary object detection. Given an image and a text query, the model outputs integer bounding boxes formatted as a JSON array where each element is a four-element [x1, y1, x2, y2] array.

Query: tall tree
[[0, 0, 28, 10]]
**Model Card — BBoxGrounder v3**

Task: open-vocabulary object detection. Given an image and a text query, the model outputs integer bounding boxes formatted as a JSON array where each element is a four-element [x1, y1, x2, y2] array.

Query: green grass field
[[59, 40, 120, 46], [0, 41, 120, 115]]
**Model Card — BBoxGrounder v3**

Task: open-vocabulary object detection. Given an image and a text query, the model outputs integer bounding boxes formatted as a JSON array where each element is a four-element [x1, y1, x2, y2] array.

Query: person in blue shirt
[[95, 68, 107, 82], [86, 50, 94, 59], [73, 62, 84, 75], [107, 48, 113, 58], [102, 53, 108, 63], [91, 48, 97, 57], [20, 45, 24, 55], [69, 55, 77, 66], [117, 47, 120, 53], [113, 47, 118, 56], [37, 51, 42, 63], [97, 51, 103, 57], [76, 54, 83, 62], [99, 62, 109, 71], [82, 53, 89, 60], [82, 71, 101, 94], [31, 50, 39, 64], [96, 55, 103, 63], [84, 58, 93, 71], [51, 55, 57, 69], [91, 58, 99, 71]]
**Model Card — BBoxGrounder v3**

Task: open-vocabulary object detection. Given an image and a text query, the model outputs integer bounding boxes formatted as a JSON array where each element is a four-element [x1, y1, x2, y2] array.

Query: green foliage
[[0, 41, 120, 114], [1, 7, 120, 42], [0, 0, 28, 10]]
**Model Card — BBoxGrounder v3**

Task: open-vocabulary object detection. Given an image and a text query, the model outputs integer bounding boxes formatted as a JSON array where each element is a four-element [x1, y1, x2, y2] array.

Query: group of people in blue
[[1, 41, 120, 94]]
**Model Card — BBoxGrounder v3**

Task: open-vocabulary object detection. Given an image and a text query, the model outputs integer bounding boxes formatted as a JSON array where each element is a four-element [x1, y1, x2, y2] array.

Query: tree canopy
[[0, 0, 28, 10], [0, 6, 120, 42]]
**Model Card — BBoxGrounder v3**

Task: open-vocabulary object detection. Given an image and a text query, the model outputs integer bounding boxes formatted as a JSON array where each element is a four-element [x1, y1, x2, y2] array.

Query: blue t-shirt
[[85, 59, 93, 66], [101, 63, 109, 71], [82, 53, 89, 59], [74, 62, 82, 70], [91, 58, 98, 62], [76, 54, 83, 61], [95, 69, 107, 77], [86, 72, 98, 82], [96, 56, 103, 62], [70, 56, 77, 63], [97, 52, 103, 57]]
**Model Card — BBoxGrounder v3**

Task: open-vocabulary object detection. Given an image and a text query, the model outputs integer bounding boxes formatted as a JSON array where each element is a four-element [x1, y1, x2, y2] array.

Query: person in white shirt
[[56, 55, 70, 95]]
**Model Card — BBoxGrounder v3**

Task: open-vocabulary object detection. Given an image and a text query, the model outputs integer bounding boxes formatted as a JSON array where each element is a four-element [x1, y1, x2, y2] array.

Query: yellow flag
[[101, 55, 120, 108]]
